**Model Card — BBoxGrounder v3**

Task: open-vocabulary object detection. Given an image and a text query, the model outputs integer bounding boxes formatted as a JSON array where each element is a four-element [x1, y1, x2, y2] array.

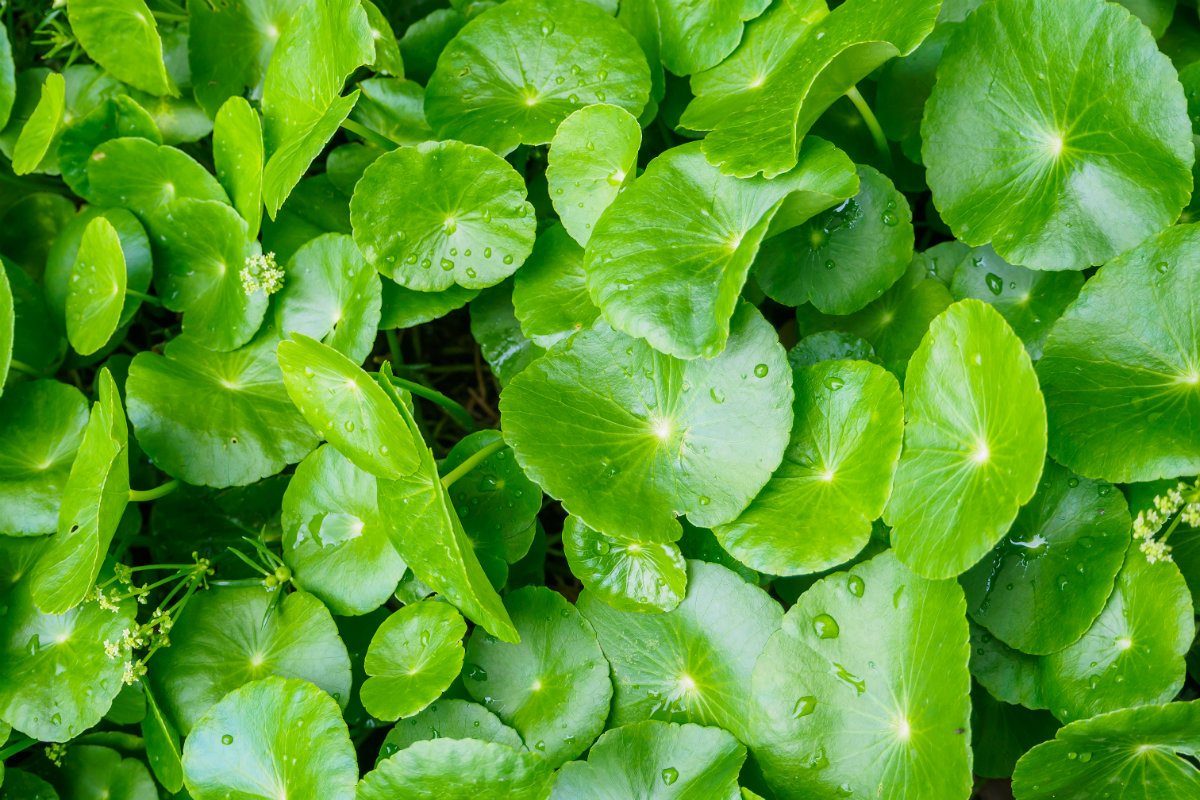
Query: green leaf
[[30, 370, 128, 614], [425, 0, 651, 155], [377, 699, 523, 762], [1012, 701, 1200, 800], [545, 104, 641, 247], [968, 620, 1049, 711], [1037, 223, 1200, 483], [359, 738, 554, 800], [141, 683, 183, 794], [12, 72, 64, 176], [58, 745, 157, 800], [584, 139, 857, 359], [361, 600, 466, 721], [0, 260, 10, 392], [579, 560, 782, 743], [399, 8, 467, 86], [0, 546, 135, 742], [500, 303, 792, 543], [551, 720, 746, 800], [380, 280, 479, 329], [261, 174, 352, 266], [348, 78, 435, 147], [713, 359, 903, 576], [971, 682, 1060, 781], [350, 140, 536, 291], [787, 331, 877, 369], [7, 261, 68, 377], [65, 217, 128, 356], [57, 95, 161, 202], [0, 20, 13, 131], [0, 380, 89, 536], [261, 0, 374, 216], [875, 23, 957, 161], [67, 0, 176, 96], [151, 586, 351, 734], [126, 328, 319, 488], [273, 234, 382, 363], [754, 166, 914, 313], [470, 281, 545, 386], [960, 460, 1132, 655], [463, 586, 611, 767], [562, 516, 687, 614], [363, 0, 404, 77], [923, 0, 1193, 270], [87, 138, 229, 225], [0, 770, 58, 800], [181, 677, 358, 800], [187, 0, 301, 116], [281, 444, 406, 616], [277, 333, 421, 478], [684, 0, 941, 178], [213, 96, 264, 241], [751, 551, 972, 800], [653, 0, 770, 76], [884, 300, 1047, 579]]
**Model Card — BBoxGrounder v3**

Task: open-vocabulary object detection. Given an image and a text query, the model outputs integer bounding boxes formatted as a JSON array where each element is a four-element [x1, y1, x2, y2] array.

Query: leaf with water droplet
[[563, 516, 687, 614], [361, 600, 466, 722]]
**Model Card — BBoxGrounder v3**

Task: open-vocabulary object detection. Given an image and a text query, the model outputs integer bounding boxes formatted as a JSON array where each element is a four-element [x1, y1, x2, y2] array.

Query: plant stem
[[387, 375, 477, 432], [440, 438, 506, 488], [125, 288, 163, 307], [386, 328, 403, 367], [340, 118, 400, 151], [845, 86, 893, 171], [128, 479, 180, 503], [7, 358, 46, 378], [0, 735, 36, 761]]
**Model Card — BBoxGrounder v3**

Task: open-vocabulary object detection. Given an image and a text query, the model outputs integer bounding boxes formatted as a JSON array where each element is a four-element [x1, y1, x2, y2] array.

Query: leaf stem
[[440, 438, 506, 488], [340, 118, 400, 151], [387, 374, 477, 432], [845, 86, 893, 171], [125, 288, 163, 307], [0, 735, 36, 761], [7, 358, 47, 378], [128, 479, 180, 503]]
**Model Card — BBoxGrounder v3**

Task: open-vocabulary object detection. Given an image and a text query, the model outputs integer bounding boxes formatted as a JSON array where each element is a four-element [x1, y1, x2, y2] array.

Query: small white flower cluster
[[1132, 480, 1200, 564], [240, 251, 284, 295]]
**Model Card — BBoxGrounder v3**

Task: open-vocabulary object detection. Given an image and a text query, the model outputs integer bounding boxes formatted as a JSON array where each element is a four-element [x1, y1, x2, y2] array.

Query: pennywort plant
[[0, 0, 1198, 798]]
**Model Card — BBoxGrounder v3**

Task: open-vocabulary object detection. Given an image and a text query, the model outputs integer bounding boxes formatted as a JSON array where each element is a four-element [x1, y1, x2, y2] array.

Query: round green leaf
[[754, 166, 914, 314], [30, 370, 129, 615], [579, 560, 782, 743], [67, 0, 176, 96], [551, 720, 746, 800], [584, 139, 858, 359], [653, 0, 770, 75], [187, 0, 299, 116], [968, 620, 1049, 711], [350, 140, 536, 292], [361, 600, 466, 721], [1012, 701, 1200, 800], [213, 96, 264, 241], [545, 104, 640, 247], [0, 19, 13, 131], [923, 0, 1193, 270], [58, 745, 157, 800], [380, 279, 478, 330], [377, 699, 523, 763], [787, 331, 876, 369], [714, 359, 903, 576], [348, 78, 434, 148], [399, 8, 466, 86], [563, 516, 687, 614], [884, 300, 1047, 579], [11, 72, 64, 176], [424, 0, 651, 155], [0, 769, 58, 800], [181, 676, 358, 800], [151, 586, 351, 734], [463, 586, 611, 767], [960, 460, 1132, 655], [363, 0, 403, 76], [359, 738, 554, 800], [65, 217, 128, 356], [57, 95, 161, 202], [1037, 223, 1200, 483], [274, 233, 382, 363], [87, 138, 228, 225], [281, 444, 406, 616], [751, 551, 972, 800], [500, 303, 792, 544], [511, 225, 599, 348], [127, 329, 319, 487], [277, 333, 421, 479], [0, 380, 88, 536]]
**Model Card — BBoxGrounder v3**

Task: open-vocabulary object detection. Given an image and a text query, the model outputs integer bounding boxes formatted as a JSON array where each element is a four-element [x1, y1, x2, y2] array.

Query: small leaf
[[213, 96, 264, 241], [563, 516, 687, 614], [67, 0, 176, 96], [65, 217, 128, 356], [12, 72, 64, 175], [362, 600, 466, 721], [359, 739, 553, 800]]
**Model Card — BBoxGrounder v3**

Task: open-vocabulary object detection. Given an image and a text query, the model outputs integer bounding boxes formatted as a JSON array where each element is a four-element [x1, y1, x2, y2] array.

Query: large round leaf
[[754, 166, 914, 314], [579, 560, 782, 743], [583, 139, 857, 359], [359, 738, 554, 800], [884, 300, 1047, 579], [30, 370, 129, 615], [511, 224, 599, 347], [65, 216, 127, 357], [281, 444, 405, 616], [273, 233, 381, 363], [424, 0, 651, 155], [500, 303, 792, 544], [1037, 223, 1200, 483], [714, 359, 902, 575], [551, 720, 746, 800], [57, 94, 161, 202], [87, 138, 228, 225], [187, 0, 301, 116], [751, 551, 972, 800], [378, 699, 523, 762], [652, 0, 770, 75], [350, 140, 536, 292], [464, 586, 611, 766], [57, 744, 157, 800], [960, 460, 1132, 655], [563, 516, 687, 614], [181, 676, 358, 800], [0, 380, 88, 536], [151, 586, 351, 734], [1012, 702, 1200, 800], [127, 328, 319, 488], [923, 0, 1193, 270], [361, 600, 466, 722], [545, 104, 641, 247], [67, 0, 175, 96]]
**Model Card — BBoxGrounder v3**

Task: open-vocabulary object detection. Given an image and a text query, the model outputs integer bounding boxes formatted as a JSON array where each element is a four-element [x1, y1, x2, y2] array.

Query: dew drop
[[661, 767, 679, 785], [793, 695, 817, 718], [985, 273, 1004, 295], [847, 575, 864, 597], [824, 376, 844, 391], [222, 734, 234, 745], [753, 363, 769, 378], [813, 614, 840, 639]]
